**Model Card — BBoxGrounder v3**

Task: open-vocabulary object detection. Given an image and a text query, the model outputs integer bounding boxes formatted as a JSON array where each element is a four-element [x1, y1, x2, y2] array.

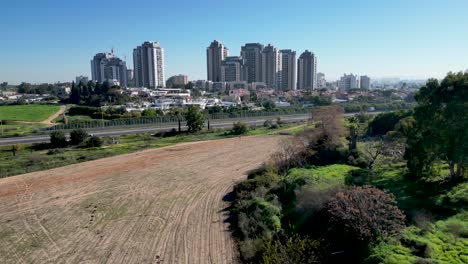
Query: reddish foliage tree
[[325, 185, 405, 243]]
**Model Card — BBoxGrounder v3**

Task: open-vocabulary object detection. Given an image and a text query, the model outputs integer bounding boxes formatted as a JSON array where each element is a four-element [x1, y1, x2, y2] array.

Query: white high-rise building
[[90, 52, 128, 87], [206, 40, 228, 82], [297, 50, 317, 91], [360, 75, 371, 90], [241, 43, 264, 83], [261, 44, 282, 90], [133, 41, 165, 88], [317, 72, 326, 88], [339, 74, 359, 91], [280, 49, 296, 91]]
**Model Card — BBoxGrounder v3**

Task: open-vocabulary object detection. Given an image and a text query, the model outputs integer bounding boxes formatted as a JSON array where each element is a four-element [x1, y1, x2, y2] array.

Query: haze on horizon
[[1, 0, 467, 84]]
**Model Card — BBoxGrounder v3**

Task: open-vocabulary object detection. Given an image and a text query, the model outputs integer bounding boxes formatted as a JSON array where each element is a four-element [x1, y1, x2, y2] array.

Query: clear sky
[[1, 0, 467, 84]]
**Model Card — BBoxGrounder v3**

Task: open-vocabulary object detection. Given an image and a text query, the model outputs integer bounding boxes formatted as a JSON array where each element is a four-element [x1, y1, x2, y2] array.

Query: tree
[[0, 82, 7, 89], [50, 131, 67, 148], [404, 72, 468, 181], [262, 100, 276, 110], [185, 105, 205, 133], [69, 81, 81, 104], [17, 82, 32, 93], [324, 185, 405, 243], [69, 129, 88, 145]]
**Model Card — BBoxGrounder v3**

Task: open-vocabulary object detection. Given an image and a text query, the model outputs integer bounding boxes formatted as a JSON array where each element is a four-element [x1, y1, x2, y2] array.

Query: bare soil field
[[0, 135, 281, 264]]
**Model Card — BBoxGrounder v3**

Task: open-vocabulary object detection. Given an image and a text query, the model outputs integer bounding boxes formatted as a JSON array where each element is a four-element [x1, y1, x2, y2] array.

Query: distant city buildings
[[317, 73, 326, 88], [339, 74, 360, 91], [206, 40, 228, 82], [76, 75, 89, 85], [241, 43, 264, 83], [261, 44, 282, 90], [133, 41, 165, 88], [221, 56, 247, 82], [297, 50, 317, 91], [166, 74, 189, 87], [338, 74, 371, 91], [90, 52, 128, 87], [280, 50, 296, 91], [360, 75, 371, 90]]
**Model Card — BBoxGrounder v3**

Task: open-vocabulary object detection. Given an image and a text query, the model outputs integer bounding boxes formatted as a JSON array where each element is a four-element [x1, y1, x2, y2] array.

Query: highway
[[0, 114, 311, 146]]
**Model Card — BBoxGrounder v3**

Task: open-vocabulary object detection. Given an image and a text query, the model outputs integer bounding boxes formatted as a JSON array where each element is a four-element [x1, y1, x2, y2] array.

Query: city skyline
[[1, 0, 468, 84]]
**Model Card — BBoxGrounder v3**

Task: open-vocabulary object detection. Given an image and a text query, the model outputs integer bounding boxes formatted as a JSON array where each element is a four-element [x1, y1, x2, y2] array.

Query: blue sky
[[1, 0, 467, 84]]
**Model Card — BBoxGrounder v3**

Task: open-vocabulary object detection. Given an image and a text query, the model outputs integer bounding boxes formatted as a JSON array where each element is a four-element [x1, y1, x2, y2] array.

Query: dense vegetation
[[229, 72, 467, 264]]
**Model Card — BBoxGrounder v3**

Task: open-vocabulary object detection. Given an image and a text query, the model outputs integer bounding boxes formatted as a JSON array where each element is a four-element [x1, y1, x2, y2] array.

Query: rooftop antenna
[[111, 46, 114, 55]]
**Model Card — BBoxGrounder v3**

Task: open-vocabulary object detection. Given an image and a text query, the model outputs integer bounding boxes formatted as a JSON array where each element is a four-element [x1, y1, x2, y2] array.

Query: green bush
[[50, 131, 67, 148], [85, 135, 103, 148], [69, 129, 88, 145], [230, 121, 248, 135]]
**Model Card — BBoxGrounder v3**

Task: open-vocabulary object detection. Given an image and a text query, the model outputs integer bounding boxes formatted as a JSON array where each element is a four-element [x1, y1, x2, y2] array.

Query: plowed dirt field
[[0, 136, 281, 264]]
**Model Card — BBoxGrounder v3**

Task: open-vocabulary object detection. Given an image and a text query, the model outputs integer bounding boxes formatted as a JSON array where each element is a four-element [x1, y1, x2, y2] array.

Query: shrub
[[264, 119, 273, 128], [50, 131, 67, 148], [46, 148, 64, 155], [69, 129, 88, 145], [324, 185, 406, 243], [253, 235, 323, 264], [231, 121, 248, 135], [85, 135, 103, 148]]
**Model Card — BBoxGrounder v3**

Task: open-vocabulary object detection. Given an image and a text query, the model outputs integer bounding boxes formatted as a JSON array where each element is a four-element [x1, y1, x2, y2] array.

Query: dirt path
[[0, 136, 281, 264], [40, 105, 66, 125]]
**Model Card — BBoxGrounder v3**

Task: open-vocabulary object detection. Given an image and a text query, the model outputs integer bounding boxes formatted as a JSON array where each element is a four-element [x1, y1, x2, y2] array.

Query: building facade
[[339, 74, 359, 91], [360, 75, 371, 90], [220, 56, 247, 82], [76, 75, 89, 85], [133, 41, 165, 88], [166, 74, 189, 88], [206, 40, 228, 82], [317, 72, 326, 88], [90, 52, 128, 87], [297, 50, 317, 91], [240, 43, 264, 83], [280, 49, 296, 91], [261, 44, 282, 90]]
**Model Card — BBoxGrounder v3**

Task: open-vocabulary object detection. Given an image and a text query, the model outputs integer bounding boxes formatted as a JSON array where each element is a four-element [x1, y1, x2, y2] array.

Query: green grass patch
[[367, 212, 468, 264], [0, 122, 47, 137], [287, 164, 359, 190], [0, 104, 60, 122]]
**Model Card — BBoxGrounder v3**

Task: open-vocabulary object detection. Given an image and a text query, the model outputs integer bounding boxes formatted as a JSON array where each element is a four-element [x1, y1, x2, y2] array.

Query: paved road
[[0, 114, 310, 146], [0, 111, 384, 146]]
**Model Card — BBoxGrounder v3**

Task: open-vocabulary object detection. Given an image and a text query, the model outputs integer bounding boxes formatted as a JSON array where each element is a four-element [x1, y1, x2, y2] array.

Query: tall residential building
[[360, 75, 371, 90], [297, 50, 317, 91], [261, 44, 282, 90], [206, 40, 228, 82], [90, 52, 128, 87], [241, 43, 264, 83], [166, 74, 189, 87], [339, 74, 359, 91], [317, 72, 326, 88], [133, 41, 165, 88], [126, 69, 134, 82], [221, 56, 247, 82], [280, 49, 296, 91]]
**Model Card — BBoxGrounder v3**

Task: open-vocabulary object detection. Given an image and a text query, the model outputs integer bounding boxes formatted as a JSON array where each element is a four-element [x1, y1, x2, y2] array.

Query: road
[[0, 114, 310, 146]]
